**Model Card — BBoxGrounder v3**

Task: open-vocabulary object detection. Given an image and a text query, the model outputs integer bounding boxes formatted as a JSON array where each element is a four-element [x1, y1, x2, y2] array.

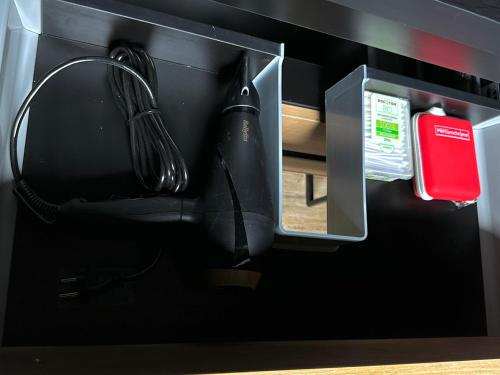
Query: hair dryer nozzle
[[222, 53, 260, 113]]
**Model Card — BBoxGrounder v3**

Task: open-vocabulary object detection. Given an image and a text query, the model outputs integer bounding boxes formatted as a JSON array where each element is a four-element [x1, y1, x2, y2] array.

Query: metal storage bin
[[277, 65, 500, 247]]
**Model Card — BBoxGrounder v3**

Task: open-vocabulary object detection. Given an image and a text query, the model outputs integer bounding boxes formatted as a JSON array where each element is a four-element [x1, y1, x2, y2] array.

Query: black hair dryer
[[53, 53, 275, 277], [203, 53, 275, 270]]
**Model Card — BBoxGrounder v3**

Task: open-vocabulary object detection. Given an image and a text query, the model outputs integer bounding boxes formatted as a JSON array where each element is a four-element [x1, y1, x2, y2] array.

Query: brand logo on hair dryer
[[242, 120, 249, 142]]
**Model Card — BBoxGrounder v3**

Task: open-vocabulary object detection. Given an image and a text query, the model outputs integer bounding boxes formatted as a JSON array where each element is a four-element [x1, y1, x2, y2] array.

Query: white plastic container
[[364, 91, 413, 181]]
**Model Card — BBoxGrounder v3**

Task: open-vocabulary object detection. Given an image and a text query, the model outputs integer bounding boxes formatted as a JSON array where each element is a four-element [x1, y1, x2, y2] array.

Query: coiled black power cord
[[10, 45, 188, 223], [108, 45, 188, 193]]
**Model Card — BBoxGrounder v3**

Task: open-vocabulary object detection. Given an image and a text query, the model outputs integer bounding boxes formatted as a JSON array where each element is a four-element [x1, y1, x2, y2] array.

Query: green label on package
[[370, 93, 403, 153], [376, 120, 399, 139]]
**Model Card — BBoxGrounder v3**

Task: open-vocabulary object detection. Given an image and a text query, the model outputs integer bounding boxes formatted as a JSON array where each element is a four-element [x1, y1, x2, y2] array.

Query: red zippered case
[[412, 111, 480, 202]]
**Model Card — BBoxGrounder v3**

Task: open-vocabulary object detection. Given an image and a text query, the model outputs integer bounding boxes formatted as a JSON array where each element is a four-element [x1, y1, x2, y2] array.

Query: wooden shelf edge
[[283, 155, 326, 176], [1, 337, 500, 374], [282, 103, 325, 157]]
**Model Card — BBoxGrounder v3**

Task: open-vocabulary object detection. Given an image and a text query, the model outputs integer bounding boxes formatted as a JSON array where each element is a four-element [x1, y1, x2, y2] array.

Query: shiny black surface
[[114, 0, 500, 82], [6, 178, 485, 344]]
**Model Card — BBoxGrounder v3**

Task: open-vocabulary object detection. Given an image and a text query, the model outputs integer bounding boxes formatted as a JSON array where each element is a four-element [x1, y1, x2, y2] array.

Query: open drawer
[[0, 0, 499, 350]]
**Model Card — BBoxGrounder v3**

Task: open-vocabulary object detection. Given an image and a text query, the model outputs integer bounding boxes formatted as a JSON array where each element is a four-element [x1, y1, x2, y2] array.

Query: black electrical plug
[[58, 271, 123, 299], [58, 249, 163, 299]]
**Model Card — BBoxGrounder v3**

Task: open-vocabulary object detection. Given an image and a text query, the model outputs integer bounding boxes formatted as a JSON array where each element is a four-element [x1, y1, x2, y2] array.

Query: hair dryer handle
[[60, 197, 203, 224]]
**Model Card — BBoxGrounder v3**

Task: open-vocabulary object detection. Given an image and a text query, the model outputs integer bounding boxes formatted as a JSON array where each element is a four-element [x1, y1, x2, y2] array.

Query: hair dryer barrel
[[204, 54, 274, 268]]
